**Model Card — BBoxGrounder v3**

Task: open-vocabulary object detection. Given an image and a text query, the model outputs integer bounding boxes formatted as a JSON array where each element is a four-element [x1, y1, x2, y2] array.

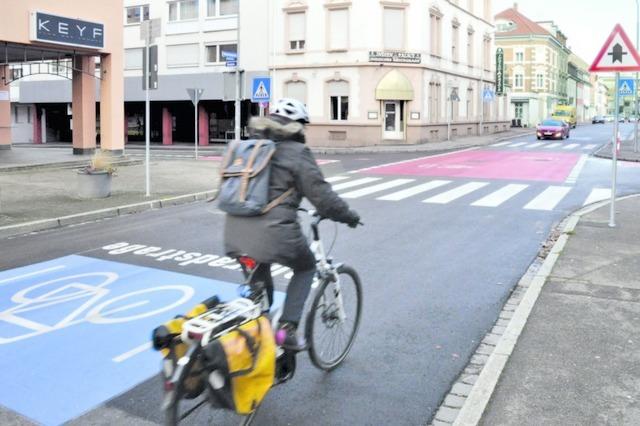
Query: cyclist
[[224, 98, 360, 351]]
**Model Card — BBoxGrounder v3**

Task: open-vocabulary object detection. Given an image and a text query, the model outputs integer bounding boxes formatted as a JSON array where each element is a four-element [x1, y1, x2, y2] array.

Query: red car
[[536, 119, 570, 140]]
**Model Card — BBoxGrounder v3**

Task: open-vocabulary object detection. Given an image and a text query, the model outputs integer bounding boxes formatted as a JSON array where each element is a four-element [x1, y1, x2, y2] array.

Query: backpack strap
[[261, 187, 295, 214], [239, 140, 266, 202]]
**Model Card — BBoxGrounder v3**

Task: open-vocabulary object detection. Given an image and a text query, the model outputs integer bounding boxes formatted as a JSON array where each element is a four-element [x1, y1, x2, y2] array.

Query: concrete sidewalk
[[0, 128, 530, 238], [479, 196, 640, 425]]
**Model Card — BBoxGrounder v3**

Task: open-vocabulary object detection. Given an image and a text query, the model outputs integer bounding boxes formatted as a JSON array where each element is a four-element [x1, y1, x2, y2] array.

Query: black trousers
[[252, 249, 317, 325]]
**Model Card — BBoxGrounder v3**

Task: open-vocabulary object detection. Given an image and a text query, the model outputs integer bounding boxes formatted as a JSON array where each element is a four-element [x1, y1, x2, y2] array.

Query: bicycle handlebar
[[297, 207, 363, 227]]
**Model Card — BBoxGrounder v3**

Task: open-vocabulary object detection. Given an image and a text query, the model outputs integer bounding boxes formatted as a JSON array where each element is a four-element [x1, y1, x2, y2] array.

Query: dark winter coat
[[223, 115, 355, 265]]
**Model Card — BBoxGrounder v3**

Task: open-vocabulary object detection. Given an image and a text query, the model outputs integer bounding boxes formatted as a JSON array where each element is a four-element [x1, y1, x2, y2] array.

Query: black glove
[[346, 209, 360, 228]]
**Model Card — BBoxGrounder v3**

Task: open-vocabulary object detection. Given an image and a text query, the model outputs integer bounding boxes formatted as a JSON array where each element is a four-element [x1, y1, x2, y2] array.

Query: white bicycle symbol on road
[[0, 272, 194, 345]]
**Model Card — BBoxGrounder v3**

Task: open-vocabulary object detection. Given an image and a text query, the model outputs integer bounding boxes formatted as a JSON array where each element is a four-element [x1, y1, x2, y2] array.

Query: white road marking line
[[583, 144, 597, 150], [491, 141, 512, 147], [523, 186, 572, 211], [562, 143, 579, 150], [526, 142, 544, 148], [340, 179, 415, 199], [332, 177, 382, 191], [0, 265, 66, 286], [349, 147, 479, 173], [423, 182, 489, 204], [471, 184, 529, 207], [544, 143, 561, 148], [565, 154, 588, 184], [112, 342, 152, 363], [509, 142, 527, 147], [377, 180, 451, 201], [325, 176, 349, 183], [583, 188, 611, 206]]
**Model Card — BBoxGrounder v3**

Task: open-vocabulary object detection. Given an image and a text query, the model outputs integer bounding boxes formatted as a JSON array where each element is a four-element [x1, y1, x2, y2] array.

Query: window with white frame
[[452, 21, 460, 62], [288, 12, 306, 51], [207, 0, 238, 17], [285, 81, 307, 104], [124, 48, 143, 70], [515, 50, 524, 62], [13, 105, 31, 124], [467, 87, 474, 118], [168, 0, 198, 22], [536, 73, 544, 89], [430, 11, 442, 56], [328, 80, 349, 121], [126, 5, 150, 24], [514, 74, 523, 88], [328, 8, 349, 51], [384, 7, 404, 50], [166, 43, 199, 66], [205, 43, 237, 63]]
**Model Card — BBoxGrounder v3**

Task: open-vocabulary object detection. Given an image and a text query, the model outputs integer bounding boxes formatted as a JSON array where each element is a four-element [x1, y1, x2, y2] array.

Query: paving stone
[[496, 318, 510, 327], [482, 333, 501, 345], [491, 325, 507, 335], [444, 394, 466, 408], [432, 420, 452, 426], [499, 310, 514, 320], [451, 382, 473, 397], [435, 406, 460, 423], [462, 375, 478, 385], [464, 365, 482, 375], [476, 343, 494, 355], [470, 354, 489, 365]]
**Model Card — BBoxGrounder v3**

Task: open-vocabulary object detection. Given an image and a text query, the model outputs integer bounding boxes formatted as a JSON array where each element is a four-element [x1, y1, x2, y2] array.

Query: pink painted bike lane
[[360, 150, 581, 183]]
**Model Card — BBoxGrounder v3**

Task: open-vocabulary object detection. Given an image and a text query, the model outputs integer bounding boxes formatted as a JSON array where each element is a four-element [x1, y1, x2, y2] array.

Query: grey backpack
[[217, 139, 293, 216]]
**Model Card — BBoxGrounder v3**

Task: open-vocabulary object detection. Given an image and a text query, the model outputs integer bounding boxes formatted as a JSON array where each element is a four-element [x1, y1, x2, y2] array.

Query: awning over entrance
[[375, 70, 414, 100]]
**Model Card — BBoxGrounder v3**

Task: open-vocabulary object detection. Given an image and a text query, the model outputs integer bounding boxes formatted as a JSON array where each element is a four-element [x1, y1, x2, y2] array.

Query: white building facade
[[244, 0, 509, 147]]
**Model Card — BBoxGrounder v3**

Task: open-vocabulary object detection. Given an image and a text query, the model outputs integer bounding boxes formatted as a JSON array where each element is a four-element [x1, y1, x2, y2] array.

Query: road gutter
[[429, 193, 640, 426]]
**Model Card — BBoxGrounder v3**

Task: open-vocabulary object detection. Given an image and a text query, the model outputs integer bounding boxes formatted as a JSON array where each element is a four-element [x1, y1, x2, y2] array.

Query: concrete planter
[[76, 170, 112, 199]]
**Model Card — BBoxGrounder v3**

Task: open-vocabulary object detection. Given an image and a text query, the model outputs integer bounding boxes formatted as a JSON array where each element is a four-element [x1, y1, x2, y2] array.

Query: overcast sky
[[493, 0, 637, 65]]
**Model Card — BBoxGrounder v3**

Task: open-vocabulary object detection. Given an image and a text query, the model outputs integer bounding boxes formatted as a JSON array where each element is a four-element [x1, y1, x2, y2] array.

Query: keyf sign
[[30, 12, 104, 49]]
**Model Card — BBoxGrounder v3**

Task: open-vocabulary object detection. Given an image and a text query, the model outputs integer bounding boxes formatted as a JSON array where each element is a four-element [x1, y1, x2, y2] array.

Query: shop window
[[166, 43, 199, 67], [285, 81, 307, 104], [287, 12, 306, 51], [207, 0, 238, 17], [14, 105, 31, 124], [383, 7, 404, 50], [328, 8, 349, 51], [125, 48, 143, 70], [126, 4, 149, 24], [169, 0, 198, 22]]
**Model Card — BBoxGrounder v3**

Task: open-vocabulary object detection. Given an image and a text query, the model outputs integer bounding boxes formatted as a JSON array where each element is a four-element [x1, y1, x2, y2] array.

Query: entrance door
[[383, 101, 403, 140]]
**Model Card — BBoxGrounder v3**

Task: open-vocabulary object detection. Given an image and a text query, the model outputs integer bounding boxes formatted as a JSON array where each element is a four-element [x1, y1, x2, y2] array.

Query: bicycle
[[155, 209, 363, 425]]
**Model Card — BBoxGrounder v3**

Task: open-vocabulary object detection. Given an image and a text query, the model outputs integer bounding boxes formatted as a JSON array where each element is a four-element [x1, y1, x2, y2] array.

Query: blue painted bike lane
[[0, 255, 282, 425]]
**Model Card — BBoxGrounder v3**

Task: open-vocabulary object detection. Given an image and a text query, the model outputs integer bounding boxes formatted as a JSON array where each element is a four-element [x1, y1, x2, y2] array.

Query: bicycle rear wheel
[[305, 264, 362, 371]]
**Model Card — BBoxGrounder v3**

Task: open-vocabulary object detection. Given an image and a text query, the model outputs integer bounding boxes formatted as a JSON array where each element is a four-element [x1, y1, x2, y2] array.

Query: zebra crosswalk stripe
[[423, 182, 489, 204], [377, 180, 451, 201], [491, 141, 512, 147], [545, 143, 561, 148], [563, 143, 579, 150], [523, 186, 571, 211], [526, 142, 544, 148], [326, 176, 349, 183], [509, 142, 527, 147], [340, 179, 415, 199], [583, 188, 611, 206], [332, 177, 382, 191], [583, 144, 597, 150], [471, 184, 529, 207]]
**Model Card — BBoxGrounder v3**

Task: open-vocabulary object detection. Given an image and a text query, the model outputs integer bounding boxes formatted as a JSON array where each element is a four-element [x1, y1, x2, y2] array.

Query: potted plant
[[76, 150, 116, 199]]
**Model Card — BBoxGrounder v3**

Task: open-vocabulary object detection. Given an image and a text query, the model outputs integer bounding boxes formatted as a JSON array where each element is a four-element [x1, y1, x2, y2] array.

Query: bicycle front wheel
[[305, 264, 362, 371]]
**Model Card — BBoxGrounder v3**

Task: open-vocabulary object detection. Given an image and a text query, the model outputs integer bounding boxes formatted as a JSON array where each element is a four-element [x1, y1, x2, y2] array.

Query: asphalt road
[[1, 123, 640, 426]]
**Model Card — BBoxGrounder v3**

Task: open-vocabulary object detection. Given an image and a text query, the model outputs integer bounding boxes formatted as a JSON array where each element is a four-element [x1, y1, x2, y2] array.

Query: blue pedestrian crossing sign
[[618, 78, 635, 96], [252, 77, 271, 102]]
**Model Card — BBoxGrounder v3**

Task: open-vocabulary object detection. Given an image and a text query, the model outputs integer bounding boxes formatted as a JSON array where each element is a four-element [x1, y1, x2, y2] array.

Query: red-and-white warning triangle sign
[[590, 24, 640, 72]]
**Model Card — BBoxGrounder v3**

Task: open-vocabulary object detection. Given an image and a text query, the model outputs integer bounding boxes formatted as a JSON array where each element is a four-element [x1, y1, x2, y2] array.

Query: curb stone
[[427, 193, 640, 426], [0, 190, 217, 239]]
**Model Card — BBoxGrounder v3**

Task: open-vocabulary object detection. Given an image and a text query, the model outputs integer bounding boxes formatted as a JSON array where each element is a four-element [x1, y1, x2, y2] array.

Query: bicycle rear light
[[238, 256, 257, 271]]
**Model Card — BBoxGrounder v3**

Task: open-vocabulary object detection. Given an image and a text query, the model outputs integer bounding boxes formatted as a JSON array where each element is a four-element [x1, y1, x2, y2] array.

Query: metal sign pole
[[194, 97, 198, 159], [610, 72, 620, 227], [145, 36, 150, 197]]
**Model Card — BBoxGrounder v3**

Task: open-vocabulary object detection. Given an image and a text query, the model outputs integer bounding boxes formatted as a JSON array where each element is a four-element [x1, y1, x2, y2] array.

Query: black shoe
[[275, 323, 307, 352]]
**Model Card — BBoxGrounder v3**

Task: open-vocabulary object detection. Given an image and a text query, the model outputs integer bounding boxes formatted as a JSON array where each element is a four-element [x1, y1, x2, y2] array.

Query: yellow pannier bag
[[202, 315, 275, 415]]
